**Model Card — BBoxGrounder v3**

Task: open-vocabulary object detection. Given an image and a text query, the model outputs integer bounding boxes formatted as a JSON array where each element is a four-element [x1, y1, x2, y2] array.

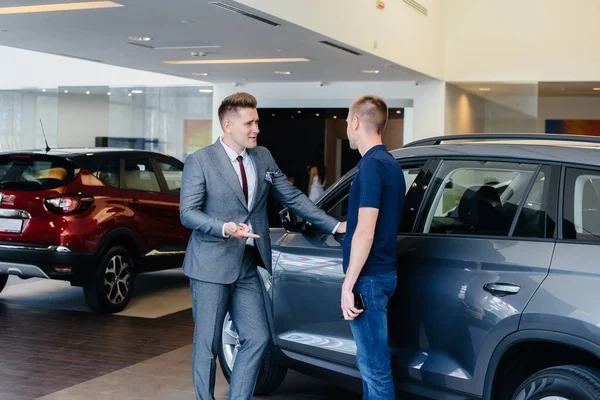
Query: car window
[[156, 158, 183, 195], [512, 166, 551, 238], [563, 167, 600, 242], [0, 154, 77, 191], [325, 162, 428, 230], [422, 160, 539, 236], [94, 158, 120, 188], [122, 157, 161, 192]]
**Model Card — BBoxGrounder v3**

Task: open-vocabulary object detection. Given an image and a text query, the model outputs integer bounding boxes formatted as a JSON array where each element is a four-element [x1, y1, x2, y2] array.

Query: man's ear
[[223, 119, 232, 133], [353, 115, 360, 130]]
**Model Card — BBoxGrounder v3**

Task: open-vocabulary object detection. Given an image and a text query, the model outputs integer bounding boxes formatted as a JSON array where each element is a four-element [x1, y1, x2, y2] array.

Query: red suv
[[0, 149, 190, 313]]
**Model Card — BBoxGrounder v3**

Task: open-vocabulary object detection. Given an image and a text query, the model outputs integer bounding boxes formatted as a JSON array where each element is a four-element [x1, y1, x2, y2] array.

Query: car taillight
[[44, 193, 94, 214]]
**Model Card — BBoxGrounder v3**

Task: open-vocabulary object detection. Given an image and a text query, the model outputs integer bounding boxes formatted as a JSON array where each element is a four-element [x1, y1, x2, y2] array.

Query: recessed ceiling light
[[193, 72, 209, 76], [107, 92, 111, 96], [128, 36, 152, 42], [272, 113, 275, 117], [274, 71, 292, 75], [396, 110, 401, 114], [333, 116, 338, 119], [479, 88, 492, 92], [593, 88, 600, 91], [41, 89, 46, 92], [63, 90, 68, 93], [165, 57, 310, 65], [85, 91, 90, 95], [131, 89, 143, 94], [316, 113, 320, 117], [297, 110, 301, 114], [362, 69, 380, 74], [0, 1, 123, 15], [128, 93, 132, 97], [199, 89, 213, 93]]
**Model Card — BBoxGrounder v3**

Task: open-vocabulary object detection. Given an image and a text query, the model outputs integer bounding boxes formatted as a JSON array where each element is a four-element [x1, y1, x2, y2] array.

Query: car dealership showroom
[[3, 1, 600, 399]]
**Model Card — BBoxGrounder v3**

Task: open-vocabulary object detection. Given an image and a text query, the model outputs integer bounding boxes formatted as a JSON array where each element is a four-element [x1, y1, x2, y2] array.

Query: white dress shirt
[[220, 137, 257, 246]]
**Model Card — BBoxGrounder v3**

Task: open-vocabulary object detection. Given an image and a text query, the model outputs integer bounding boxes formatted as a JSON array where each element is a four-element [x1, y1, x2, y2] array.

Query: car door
[[272, 159, 433, 367], [147, 155, 190, 270], [391, 158, 558, 397], [120, 155, 180, 271]]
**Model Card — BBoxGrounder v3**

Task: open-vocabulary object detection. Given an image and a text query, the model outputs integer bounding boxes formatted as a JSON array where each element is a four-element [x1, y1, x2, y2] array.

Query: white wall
[[58, 93, 109, 148], [445, 0, 600, 82], [537, 96, 600, 133], [234, 0, 446, 80], [445, 84, 485, 134], [211, 80, 445, 144]]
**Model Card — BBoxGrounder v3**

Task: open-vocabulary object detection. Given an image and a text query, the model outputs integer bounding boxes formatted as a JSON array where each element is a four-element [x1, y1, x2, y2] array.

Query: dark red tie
[[236, 155, 248, 204]]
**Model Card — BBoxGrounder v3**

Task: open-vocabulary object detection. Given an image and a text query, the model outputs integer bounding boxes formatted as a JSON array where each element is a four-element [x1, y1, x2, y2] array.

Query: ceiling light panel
[[165, 58, 309, 65], [0, 1, 123, 15]]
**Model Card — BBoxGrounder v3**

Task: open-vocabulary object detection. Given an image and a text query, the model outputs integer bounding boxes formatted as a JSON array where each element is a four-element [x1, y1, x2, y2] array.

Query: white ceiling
[[0, 0, 429, 84]]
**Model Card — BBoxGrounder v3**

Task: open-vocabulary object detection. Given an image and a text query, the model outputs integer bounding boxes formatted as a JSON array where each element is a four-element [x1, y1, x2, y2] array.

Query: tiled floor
[[0, 272, 361, 400]]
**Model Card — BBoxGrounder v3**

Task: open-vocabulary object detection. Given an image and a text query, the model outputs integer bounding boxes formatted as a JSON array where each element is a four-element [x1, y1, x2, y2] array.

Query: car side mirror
[[279, 207, 306, 233]]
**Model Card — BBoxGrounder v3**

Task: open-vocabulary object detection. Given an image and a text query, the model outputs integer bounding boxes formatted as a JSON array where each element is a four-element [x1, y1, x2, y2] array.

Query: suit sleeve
[[179, 153, 226, 238], [265, 149, 339, 233]]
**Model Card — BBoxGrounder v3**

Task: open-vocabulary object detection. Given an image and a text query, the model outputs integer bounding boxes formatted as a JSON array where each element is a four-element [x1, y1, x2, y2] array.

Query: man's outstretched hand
[[224, 222, 260, 239]]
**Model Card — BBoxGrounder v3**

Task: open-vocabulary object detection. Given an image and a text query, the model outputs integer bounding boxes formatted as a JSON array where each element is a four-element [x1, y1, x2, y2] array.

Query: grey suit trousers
[[190, 246, 270, 400]]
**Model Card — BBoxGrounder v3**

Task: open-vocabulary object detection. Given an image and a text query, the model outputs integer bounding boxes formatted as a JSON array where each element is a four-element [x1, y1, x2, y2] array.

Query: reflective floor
[[0, 272, 361, 400]]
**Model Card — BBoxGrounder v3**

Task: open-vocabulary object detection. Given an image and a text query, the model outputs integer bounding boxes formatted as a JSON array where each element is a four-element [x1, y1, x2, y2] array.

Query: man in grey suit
[[180, 92, 346, 400]]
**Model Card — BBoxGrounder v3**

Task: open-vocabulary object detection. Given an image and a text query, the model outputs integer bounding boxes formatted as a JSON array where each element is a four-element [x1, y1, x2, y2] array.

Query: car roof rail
[[403, 133, 600, 148]]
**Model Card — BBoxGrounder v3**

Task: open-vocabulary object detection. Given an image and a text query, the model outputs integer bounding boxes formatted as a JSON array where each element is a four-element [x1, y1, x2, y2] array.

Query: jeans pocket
[[372, 278, 397, 311]]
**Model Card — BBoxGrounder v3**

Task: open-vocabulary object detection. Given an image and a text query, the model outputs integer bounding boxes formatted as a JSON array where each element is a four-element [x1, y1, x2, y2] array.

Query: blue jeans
[[349, 270, 397, 400]]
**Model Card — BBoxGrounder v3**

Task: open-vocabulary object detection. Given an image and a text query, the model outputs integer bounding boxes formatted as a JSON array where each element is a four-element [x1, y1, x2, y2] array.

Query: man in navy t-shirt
[[340, 95, 405, 400]]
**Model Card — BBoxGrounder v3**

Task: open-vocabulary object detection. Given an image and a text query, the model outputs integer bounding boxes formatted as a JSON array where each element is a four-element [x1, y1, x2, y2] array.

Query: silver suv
[[221, 134, 600, 400]]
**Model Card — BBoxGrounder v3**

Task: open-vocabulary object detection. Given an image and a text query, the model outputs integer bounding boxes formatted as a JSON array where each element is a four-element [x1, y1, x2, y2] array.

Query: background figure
[[308, 164, 326, 202]]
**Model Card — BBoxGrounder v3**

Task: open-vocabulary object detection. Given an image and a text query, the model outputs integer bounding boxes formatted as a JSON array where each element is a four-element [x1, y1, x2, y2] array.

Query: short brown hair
[[349, 95, 388, 134], [218, 92, 258, 128]]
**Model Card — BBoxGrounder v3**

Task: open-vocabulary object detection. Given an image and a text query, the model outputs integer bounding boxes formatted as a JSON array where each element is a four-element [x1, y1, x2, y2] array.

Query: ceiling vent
[[210, 2, 280, 26], [404, 0, 428, 16], [319, 41, 361, 56]]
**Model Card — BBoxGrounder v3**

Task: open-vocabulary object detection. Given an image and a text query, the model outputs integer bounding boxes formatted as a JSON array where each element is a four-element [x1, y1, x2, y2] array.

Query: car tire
[[511, 365, 600, 400], [218, 311, 287, 395], [83, 245, 135, 313], [0, 274, 8, 293]]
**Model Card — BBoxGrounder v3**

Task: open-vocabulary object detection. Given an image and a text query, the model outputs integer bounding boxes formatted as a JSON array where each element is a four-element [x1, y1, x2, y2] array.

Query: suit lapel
[[207, 140, 248, 210], [248, 147, 265, 210]]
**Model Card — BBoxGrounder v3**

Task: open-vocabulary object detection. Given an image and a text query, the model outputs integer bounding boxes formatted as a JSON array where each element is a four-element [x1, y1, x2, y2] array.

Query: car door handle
[[483, 283, 520, 297], [128, 199, 141, 207]]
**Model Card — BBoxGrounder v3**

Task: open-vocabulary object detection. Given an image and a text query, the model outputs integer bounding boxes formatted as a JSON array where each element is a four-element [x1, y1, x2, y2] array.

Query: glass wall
[[0, 86, 213, 160]]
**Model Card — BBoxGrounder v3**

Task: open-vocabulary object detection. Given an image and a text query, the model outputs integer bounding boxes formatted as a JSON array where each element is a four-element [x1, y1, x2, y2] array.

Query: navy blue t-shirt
[[342, 145, 405, 276]]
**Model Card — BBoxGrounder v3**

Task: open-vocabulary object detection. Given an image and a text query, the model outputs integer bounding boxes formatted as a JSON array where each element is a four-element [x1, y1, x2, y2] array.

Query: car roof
[[0, 148, 169, 157], [393, 134, 600, 168]]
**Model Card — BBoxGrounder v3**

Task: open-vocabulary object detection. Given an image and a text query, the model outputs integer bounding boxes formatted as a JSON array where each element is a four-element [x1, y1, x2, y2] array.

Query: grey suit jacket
[[180, 140, 338, 284]]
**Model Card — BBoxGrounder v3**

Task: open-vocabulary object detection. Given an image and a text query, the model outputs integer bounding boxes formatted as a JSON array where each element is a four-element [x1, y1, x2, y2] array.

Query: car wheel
[[84, 245, 134, 313], [0, 273, 7, 293], [512, 365, 600, 400], [218, 311, 287, 395]]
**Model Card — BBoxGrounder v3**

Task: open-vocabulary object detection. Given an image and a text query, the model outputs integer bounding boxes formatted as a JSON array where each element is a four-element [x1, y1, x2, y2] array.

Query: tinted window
[[94, 158, 121, 188], [512, 166, 551, 238], [122, 157, 161, 192], [325, 162, 427, 229], [563, 167, 600, 242], [0, 154, 77, 191], [156, 158, 183, 194], [422, 160, 539, 236]]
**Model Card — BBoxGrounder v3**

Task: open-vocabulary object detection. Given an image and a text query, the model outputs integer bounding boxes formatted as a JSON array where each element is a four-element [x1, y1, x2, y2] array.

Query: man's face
[[225, 108, 260, 151], [346, 113, 358, 150]]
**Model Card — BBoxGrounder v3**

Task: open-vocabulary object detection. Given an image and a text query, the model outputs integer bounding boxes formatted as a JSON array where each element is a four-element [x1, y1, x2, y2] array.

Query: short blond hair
[[349, 95, 388, 134], [218, 92, 258, 128]]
